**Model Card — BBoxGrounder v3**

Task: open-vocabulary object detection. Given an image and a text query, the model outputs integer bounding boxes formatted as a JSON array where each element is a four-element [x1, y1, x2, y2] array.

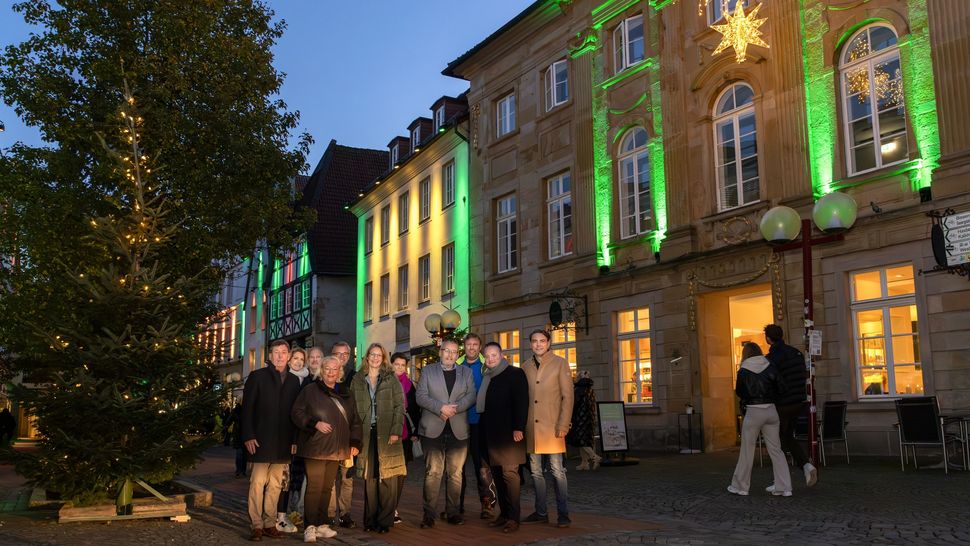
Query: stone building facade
[[446, 0, 970, 454]]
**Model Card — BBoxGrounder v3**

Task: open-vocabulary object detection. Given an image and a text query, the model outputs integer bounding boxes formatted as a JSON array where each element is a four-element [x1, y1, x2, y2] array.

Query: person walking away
[[478, 342, 528, 534], [241, 339, 302, 541], [224, 398, 247, 478], [522, 329, 574, 528], [416, 338, 476, 528], [391, 352, 420, 524], [458, 333, 497, 518], [729, 342, 793, 497], [764, 324, 818, 488], [349, 343, 406, 533], [291, 355, 363, 543], [567, 371, 601, 470], [329, 341, 357, 528]]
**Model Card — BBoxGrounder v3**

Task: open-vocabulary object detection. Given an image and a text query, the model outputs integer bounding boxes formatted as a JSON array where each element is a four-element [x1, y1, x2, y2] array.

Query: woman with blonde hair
[[349, 343, 406, 533], [291, 355, 363, 542], [728, 342, 792, 497]]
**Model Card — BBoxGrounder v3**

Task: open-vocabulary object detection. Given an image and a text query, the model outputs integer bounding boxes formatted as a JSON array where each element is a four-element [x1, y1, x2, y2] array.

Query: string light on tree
[[711, 2, 769, 63]]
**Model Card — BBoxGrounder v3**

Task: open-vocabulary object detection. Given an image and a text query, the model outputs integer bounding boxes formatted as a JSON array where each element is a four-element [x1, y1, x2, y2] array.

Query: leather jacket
[[735, 356, 787, 407]]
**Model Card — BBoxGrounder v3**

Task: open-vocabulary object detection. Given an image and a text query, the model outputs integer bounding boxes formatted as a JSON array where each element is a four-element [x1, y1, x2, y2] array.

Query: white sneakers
[[764, 484, 793, 496], [804, 463, 818, 487], [277, 512, 298, 533], [303, 524, 337, 542], [315, 525, 337, 539], [727, 485, 749, 496]]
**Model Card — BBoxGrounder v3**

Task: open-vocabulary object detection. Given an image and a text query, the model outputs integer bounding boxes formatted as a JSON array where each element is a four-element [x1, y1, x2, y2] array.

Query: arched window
[[840, 24, 907, 176], [618, 127, 651, 239], [713, 83, 758, 211]]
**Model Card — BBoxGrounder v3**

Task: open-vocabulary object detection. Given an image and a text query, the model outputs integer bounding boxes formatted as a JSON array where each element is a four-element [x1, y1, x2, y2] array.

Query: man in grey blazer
[[416, 338, 477, 528]]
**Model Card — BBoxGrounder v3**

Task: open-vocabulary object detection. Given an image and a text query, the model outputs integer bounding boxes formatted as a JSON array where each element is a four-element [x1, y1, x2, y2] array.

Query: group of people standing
[[240, 329, 595, 542]]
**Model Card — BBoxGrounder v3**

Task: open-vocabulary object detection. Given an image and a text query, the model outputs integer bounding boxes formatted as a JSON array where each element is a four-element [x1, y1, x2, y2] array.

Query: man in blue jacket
[[458, 333, 497, 519]]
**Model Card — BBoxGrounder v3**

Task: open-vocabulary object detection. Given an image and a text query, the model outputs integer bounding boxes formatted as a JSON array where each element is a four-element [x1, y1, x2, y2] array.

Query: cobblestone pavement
[[1, 445, 968, 545]]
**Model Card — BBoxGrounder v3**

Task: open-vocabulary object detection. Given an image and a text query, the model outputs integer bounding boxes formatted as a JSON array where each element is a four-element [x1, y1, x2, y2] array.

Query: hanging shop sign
[[936, 210, 970, 266]]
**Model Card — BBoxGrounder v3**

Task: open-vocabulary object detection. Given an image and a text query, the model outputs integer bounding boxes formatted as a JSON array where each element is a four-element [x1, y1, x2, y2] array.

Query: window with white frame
[[714, 83, 759, 211], [547, 173, 573, 259], [851, 264, 923, 397], [496, 93, 516, 137], [545, 59, 569, 111], [364, 216, 374, 254], [390, 146, 398, 168], [617, 307, 652, 404], [411, 126, 421, 152], [496, 195, 517, 273], [364, 282, 373, 322], [495, 330, 521, 367], [442, 161, 455, 209], [551, 323, 578, 378], [434, 106, 446, 132], [442, 243, 455, 295], [618, 127, 651, 238], [380, 204, 390, 247], [418, 254, 431, 302], [613, 14, 644, 74], [708, 0, 750, 25], [419, 177, 431, 222], [840, 25, 908, 176], [398, 192, 409, 235], [379, 273, 390, 317], [398, 265, 408, 310]]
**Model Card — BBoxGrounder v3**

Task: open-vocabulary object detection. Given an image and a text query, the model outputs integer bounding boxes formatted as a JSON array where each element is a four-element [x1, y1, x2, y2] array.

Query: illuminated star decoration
[[711, 3, 769, 64]]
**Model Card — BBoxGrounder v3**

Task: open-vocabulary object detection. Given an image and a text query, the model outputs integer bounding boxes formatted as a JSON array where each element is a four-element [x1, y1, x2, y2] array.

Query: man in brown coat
[[521, 329, 574, 528]]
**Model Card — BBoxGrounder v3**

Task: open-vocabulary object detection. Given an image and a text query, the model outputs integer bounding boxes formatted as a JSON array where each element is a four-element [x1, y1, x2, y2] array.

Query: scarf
[[289, 366, 309, 380], [476, 359, 509, 414], [397, 373, 412, 410]]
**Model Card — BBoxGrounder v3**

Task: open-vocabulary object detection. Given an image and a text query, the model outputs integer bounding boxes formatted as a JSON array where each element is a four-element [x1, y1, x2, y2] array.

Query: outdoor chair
[[894, 396, 966, 474], [819, 401, 849, 466]]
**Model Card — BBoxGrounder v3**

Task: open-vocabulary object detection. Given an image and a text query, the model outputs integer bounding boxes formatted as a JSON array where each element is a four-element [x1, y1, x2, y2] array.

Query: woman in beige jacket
[[521, 329, 574, 528]]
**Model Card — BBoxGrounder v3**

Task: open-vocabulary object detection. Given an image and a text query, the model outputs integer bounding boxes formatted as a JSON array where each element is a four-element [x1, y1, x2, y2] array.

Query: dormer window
[[411, 127, 422, 152], [434, 106, 446, 132]]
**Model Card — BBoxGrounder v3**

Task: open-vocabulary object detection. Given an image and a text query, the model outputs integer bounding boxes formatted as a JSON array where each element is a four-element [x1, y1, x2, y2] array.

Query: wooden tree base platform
[[58, 497, 187, 523]]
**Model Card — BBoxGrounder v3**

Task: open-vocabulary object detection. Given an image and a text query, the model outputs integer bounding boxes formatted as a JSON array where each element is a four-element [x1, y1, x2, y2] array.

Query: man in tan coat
[[521, 329, 574, 528]]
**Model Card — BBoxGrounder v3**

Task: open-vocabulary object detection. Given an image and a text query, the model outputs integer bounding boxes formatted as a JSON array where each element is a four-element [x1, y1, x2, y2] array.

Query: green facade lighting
[[898, 0, 940, 190], [591, 53, 615, 268], [239, 303, 246, 359], [452, 141, 471, 328], [355, 214, 366, 362], [800, 0, 837, 196], [647, 58, 668, 252]]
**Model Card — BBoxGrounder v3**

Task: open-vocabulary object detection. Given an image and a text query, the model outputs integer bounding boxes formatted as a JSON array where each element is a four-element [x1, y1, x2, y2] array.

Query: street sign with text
[[941, 211, 970, 266]]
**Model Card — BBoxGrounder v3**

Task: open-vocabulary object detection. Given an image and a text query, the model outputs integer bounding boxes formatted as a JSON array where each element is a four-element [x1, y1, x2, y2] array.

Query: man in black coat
[[764, 324, 818, 488], [477, 342, 529, 534], [241, 339, 303, 541]]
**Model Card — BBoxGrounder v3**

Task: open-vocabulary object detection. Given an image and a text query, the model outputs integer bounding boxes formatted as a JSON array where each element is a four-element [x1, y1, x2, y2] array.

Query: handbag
[[412, 437, 424, 459], [329, 396, 355, 468]]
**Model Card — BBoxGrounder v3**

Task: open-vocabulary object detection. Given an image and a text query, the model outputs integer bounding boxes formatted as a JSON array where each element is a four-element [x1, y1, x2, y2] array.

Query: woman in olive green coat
[[349, 343, 406, 533]]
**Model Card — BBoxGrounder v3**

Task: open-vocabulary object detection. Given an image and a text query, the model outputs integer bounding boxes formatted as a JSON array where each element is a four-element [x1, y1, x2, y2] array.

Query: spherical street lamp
[[423, 313, 442, 334], [424, 309, 461, 346], [759, 191, 858, 467], [759, 205, 802, 244], [812, 191, 858, 233]]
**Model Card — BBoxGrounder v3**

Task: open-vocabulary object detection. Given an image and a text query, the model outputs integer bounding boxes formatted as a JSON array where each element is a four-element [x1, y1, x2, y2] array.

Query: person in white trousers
[[728, 342, 793, 497]]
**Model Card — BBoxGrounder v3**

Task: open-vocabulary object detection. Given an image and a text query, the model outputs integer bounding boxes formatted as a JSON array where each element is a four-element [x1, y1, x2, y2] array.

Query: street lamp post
[[423, 309, 461, 346], [759, 192, 858, 466]]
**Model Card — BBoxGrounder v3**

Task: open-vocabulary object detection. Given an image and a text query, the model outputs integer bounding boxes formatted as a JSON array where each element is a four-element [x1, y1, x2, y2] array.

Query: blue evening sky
[[0, 0, 529, 171]]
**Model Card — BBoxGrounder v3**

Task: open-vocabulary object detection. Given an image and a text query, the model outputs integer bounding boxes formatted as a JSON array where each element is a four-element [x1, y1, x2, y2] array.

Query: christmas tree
[[7, 84, 222, 506]]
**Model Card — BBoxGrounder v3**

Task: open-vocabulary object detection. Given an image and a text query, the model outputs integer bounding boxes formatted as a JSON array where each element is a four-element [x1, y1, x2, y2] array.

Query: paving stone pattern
[[1, 446, 968, 545]]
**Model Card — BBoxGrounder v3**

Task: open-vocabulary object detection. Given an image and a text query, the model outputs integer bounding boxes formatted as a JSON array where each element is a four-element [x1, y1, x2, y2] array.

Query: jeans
[[460, 423, 495, 510], [776, 403, 810, 468], [422, 430, 469, 519], [528, 452, 568, 518], [492, 465, 521, 522]]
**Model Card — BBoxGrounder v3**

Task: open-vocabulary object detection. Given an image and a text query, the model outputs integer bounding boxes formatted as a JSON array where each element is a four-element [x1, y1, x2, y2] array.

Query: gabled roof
[[443, 0, 548, 79], [300, 140, 388, 276]]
